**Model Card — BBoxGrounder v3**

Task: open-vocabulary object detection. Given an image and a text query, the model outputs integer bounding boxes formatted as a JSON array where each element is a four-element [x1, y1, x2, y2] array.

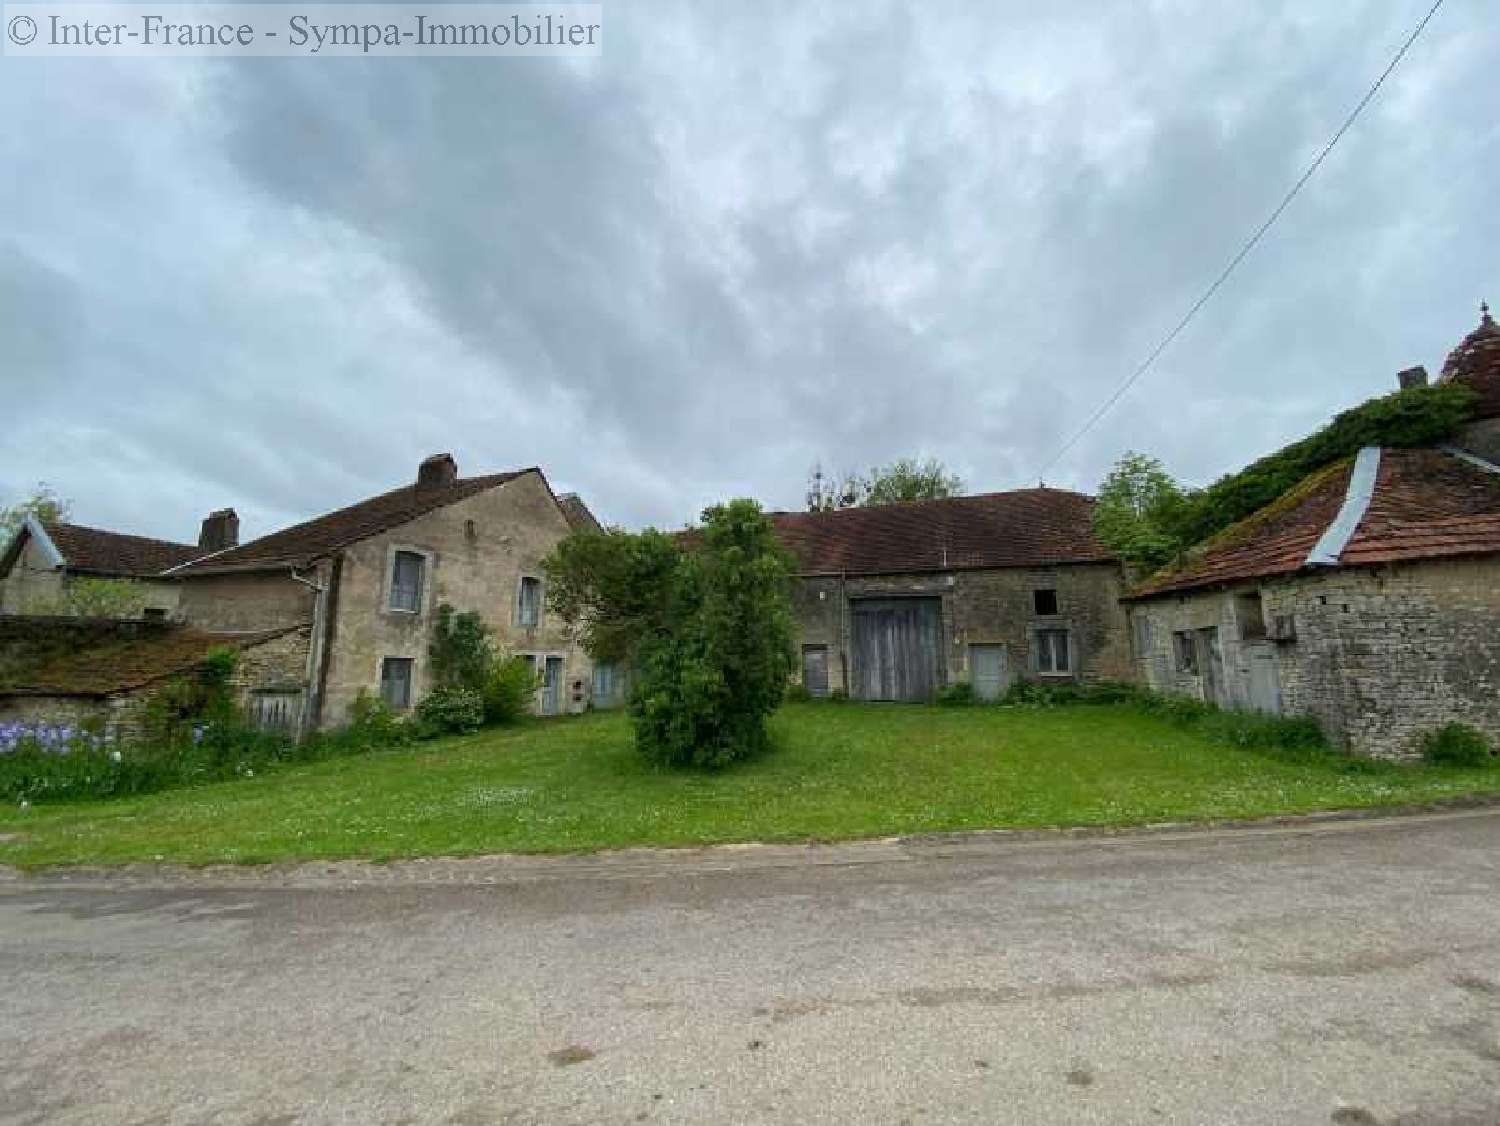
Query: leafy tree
[[631, 499, 797, 768], [860, 457, 964, 506], [1092, 452, 1191, 574], [806, 457, 963, 511], [428, 602, 538, 724], [1, 482, 69, 545], [544, 500, 797, 769], [543, 528, 685, 664]]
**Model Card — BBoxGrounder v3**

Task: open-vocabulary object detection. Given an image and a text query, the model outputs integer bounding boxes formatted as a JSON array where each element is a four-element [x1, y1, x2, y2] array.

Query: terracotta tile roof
[[558, 493, 602, 533], [1339, 448, 1500, 567], [1127, 448, 1500, 599], [767, 488, 1116, 576], [1, 626, 303, 698], [41, 522, 203, 577], [175, 470, 530, 574]]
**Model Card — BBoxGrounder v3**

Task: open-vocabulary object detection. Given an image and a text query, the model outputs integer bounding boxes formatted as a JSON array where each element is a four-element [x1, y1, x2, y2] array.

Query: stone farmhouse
[[1124, 307, 1500, 758], [0, 455, 607, 735], [771, 489, 1134, 700]]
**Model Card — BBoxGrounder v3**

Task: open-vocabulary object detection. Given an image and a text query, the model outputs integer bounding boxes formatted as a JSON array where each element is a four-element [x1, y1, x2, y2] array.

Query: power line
[[1037, 0, 1447, 483]]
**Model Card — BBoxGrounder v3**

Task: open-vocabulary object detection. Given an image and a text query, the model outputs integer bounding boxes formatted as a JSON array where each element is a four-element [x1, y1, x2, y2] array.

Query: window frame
[[515, 574, 543, 629], [379, 656, 415, 710], [1032, 588, 1060, 617], [1033, 626, 1072, 677], [384, 546, 431, 616]]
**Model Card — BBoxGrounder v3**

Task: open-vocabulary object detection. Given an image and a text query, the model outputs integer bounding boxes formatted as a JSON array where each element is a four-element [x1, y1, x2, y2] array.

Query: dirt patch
[[547, 1045, 596, 1067]]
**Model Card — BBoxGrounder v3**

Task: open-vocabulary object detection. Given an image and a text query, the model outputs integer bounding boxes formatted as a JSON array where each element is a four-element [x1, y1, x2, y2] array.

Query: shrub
[[629, 499, 796, 769], [936, 681, 976, 706], [784, 683, 813, 704], [1421, 723, 1493, 768], [346, 690, 414, 745], [415, 686, 485, 736], [828, 687, 849, 703], [429, 604, 497, 693], [482, 656, 540, 725]]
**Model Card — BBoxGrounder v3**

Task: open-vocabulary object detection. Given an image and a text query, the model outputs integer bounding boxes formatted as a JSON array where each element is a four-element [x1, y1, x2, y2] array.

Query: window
[[380, 657, 414, 710], [1035, 628, 1071, 675], [142, 607, 167, 623], [389, 551, 425, 613], [1236, 591, 1267, 641], [1131, 614, 1154, 657], [1033, 588, 1059, 616], [249, 691, 302, 733], [516, 576, 542, 628], [1173, 630, 1198, 674]]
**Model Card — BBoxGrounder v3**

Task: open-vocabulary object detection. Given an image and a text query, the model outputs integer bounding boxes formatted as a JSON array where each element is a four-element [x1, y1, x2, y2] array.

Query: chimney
[[417, 452, 459, 490], [199, 508, 239, 552], [1397, 365, 1429, 390]]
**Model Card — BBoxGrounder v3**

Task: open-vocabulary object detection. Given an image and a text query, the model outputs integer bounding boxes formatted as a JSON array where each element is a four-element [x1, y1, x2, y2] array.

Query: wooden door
[[969, 644, 1010, 701], [801, 646, 829, 697], [851, 599, 943, 701], [541, 656, 564, 715]]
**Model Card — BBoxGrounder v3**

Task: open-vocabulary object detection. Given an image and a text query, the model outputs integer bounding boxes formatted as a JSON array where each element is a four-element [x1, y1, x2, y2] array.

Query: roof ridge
[[767, 486, 1096, 520]]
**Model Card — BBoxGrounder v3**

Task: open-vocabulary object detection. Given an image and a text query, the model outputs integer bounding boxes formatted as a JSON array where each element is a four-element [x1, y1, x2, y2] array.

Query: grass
[[2, 702, 1498, 868]]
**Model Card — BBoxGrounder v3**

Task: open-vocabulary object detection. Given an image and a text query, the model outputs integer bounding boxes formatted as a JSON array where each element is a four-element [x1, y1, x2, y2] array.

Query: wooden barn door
[[851, 598, 943, 701]]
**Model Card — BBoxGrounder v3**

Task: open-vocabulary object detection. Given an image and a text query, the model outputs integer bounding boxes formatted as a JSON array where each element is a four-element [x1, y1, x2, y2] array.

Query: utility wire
[[1037, 0, 1447, 483]]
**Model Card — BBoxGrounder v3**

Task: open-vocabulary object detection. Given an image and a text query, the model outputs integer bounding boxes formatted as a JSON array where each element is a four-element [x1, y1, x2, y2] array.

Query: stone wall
[[792, 562, 1132, 697], [176, 571, 316, 632], [0, 534, 179, 618], [1128, 557, 1500, 758], [317, 472, 592, 728]]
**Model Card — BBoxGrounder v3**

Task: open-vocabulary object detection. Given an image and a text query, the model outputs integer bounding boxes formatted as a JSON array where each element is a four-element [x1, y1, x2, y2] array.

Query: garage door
[[851, 598, 943, 701]]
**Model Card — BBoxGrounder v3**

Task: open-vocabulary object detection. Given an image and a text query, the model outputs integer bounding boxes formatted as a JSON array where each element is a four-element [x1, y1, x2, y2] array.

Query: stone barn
[[769, 488, 1133, 701]]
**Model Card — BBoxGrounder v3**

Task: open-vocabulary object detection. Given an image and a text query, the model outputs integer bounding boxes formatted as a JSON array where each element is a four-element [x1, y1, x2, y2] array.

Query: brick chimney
[[1397, 365, 1429, 390], [199, 508, 240, 552], [417, 453, 459, 490]]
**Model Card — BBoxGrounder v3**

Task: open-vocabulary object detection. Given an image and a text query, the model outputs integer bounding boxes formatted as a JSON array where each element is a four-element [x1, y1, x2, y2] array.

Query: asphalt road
[[4, 809, 1500, 1126]]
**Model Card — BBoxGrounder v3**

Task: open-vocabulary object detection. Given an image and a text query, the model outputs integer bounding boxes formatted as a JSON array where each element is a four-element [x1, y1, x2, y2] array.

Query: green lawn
[[2, 702, 1497, 868]]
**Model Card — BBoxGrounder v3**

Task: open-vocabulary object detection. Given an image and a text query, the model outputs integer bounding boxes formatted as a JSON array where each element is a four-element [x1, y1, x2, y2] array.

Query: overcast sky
[[1, 0, 1496, 543]]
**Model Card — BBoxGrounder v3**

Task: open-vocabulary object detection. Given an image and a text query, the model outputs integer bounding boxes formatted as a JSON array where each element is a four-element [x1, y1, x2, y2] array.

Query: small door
[[969, 644, 1010, 701], [541, 656, 564, 715], [802, 646, 829, 697], [1195, 627, 1226, 708]]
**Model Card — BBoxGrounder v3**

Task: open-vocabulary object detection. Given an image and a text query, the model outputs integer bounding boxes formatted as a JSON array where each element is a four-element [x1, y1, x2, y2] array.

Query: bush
[[1002, 680, 1149, 708], [784, 683, 813, 704], [1422, 723, 1493, 768], [936, 681, 976, 706], [415, 686, 485, 736], [482, 656, 540, 725], [629, 500, 796, 769]]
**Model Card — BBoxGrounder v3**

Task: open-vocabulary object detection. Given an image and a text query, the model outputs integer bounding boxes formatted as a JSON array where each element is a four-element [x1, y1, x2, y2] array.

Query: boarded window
[[1034, 628, 1071, 675], [1033, 588, 1059, 616], [389, 551, 425, 612], [1236, 591, 1267, 640], [380, 657, 414, 710], [1173, 630, 1198, 674], [249, 691, 302, 734], [517, 576, 542, 628], [802, 645, 829, 697]]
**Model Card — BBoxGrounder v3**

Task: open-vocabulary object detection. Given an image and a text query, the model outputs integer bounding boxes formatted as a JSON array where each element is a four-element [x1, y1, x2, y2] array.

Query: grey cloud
[[1, 0, 1495, 539]]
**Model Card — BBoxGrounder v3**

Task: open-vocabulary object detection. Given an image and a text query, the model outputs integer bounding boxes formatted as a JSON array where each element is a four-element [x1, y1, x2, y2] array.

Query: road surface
[[4, 809, 1500, 1125]]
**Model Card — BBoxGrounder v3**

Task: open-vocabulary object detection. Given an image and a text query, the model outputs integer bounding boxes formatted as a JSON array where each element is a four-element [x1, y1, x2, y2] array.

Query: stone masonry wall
[[318, 472, 591, 728], [1129, 557, 1500, 759], [792, 562, 1133, 696]]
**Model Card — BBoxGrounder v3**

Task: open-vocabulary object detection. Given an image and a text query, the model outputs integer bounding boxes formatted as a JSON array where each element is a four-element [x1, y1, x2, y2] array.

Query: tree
[[860, 457, 964, 506], [806, 457, 963, 511], [1092, 452, 1191, 574], [1, 482, 69, 545], [543, 500, 797, 769], [543, 528, 685, 664]]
